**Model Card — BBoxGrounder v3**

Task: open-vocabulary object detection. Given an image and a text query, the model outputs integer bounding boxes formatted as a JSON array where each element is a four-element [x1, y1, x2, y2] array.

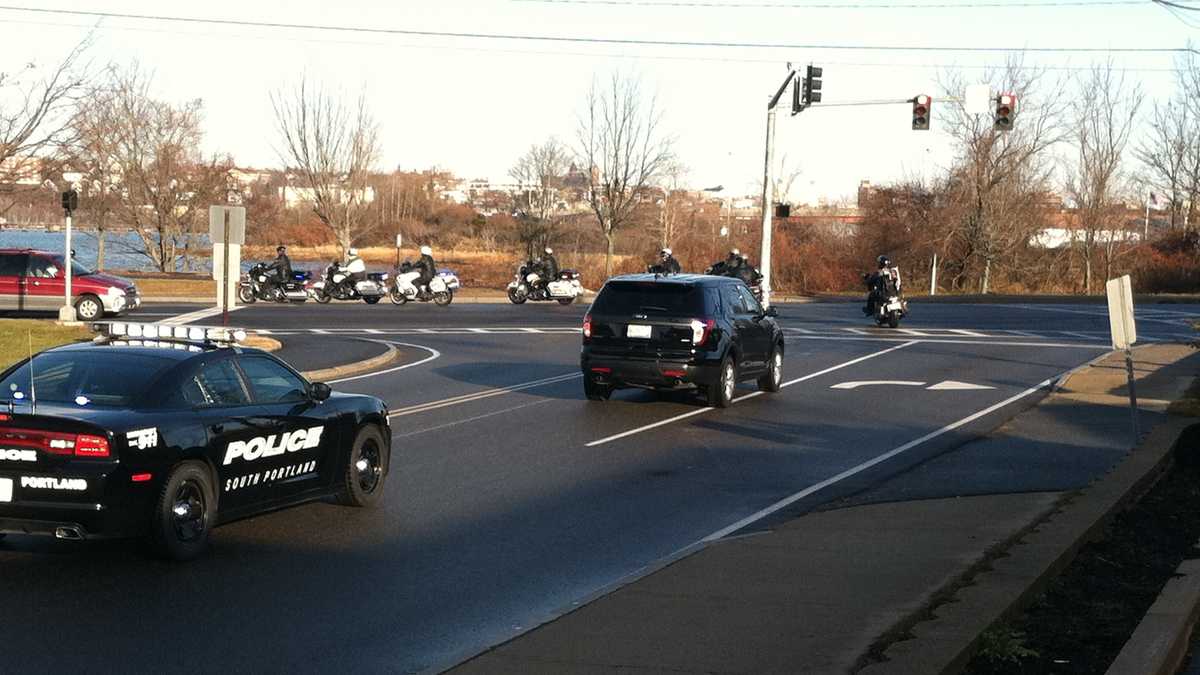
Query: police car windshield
[[0, 351, 177, 408]]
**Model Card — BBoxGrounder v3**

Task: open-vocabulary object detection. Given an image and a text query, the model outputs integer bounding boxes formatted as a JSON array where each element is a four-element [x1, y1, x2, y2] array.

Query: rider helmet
[[420, 245, 433, 256], [730, 248, 741, 257], [544, 247, 553, 255], [877, 255, 891, 268], [661, 248, 672, 258], [276, 245, 286, 254]]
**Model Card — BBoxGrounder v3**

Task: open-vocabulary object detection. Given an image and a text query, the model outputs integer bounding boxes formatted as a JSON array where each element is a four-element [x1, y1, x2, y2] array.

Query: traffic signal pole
[[758, 68, 798, 309]]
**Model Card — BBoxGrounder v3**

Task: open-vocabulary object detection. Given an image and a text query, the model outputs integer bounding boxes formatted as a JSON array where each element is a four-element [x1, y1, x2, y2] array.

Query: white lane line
[[586, 341, 918, 448], [698, 372, 1064, 543], [783, 327, 815, 334], [327, 342, 442, 384], [311, 329, 329, 334], [996, 303, 1192, 327], [948, 329, 987, 337], [785, 335, 1108, 349], [468, 328, 489, 333], [255, 329, 274, 335], [163, 305, 243, 325], [388, 372, 582, 418], [364, 329, 382, 334], [393, 399, 555, 439], [845, 328, 872, 335], [898, 328, 931, 337], [1003, 330, 1040, 337]]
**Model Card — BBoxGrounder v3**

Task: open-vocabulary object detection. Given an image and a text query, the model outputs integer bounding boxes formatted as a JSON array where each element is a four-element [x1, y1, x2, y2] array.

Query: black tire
[[150, 462, 216, 561], [757, 346, 783, 393], [314, 289, 332, 304], [389, 289, 408, 305], [75, 294, 104, 321], [335, 425, 389, 508], [887, 311, 900, 329], [363, 296, 381, 305], [433, 291, 453, 306], [237, 286, 257, 304], [557, 297, 575, 306], [706, 356, 736, 408], [584, 376, 612, 401], [508, 287, 527, 305]]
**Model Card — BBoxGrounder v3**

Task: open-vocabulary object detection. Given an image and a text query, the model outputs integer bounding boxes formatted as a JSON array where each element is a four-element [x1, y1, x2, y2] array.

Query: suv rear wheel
[[757, 347, 783, 392], [151, 461, 216, 561], [706, 356, 736, 408]]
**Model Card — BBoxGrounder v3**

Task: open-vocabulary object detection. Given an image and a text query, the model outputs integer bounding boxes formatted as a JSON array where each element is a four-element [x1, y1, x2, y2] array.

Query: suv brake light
[[583, 314, 593, 339], [690, 319, 716, 346]]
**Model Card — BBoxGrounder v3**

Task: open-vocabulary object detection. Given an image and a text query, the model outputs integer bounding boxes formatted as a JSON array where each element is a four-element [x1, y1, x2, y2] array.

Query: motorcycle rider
[[540, 247, 559, 282], [864, 255, 902, 316], [266, 245, 292, 292], [650, 248, 681, 274], [397, 245, 436, 297]]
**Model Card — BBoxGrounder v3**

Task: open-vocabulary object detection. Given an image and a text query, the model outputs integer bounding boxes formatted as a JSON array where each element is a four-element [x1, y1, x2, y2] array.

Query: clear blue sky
[[4, 0, 1197, 203]]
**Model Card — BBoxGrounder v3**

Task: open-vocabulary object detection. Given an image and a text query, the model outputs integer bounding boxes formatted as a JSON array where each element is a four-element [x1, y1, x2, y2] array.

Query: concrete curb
[[860, 408, 1197, 674], [1106, 556, 1200, 675], [299, 342, 399, 382]]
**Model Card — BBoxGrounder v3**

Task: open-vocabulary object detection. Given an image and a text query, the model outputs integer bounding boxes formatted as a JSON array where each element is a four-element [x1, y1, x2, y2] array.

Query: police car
[[0, 321, 391, 560]]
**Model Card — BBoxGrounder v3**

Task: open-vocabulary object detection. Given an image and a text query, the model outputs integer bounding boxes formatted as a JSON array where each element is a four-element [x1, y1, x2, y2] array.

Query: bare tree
[[576, 72, 675, 276], [509, 137, 571, 256], [1138, 48, 1200, 231], [67, 82, 123, 270], [271, 78, 381, 254], [938, 56, 1069, 293], [1066, 61, 1143, 292], [101, 64, 232, 272], [771, 154, 803, 208], [0, 38, 90, 214], [655, 160, 689, 249]]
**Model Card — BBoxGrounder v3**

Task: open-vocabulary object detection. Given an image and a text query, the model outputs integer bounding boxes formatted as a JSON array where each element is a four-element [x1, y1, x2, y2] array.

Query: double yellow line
[[387, 372, 582, 419]]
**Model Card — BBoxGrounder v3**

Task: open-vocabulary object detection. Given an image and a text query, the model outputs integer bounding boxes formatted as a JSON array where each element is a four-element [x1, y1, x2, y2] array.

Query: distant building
[[279, 185, 375, 209]]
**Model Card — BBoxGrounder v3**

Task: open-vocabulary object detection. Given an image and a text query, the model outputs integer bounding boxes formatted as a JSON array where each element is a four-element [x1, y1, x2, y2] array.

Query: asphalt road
[[3, 299, 1198, 674]]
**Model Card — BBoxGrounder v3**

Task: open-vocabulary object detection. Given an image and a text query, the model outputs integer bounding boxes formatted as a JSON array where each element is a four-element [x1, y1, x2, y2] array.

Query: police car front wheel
[[151, 462, 216, 561], [336, 425, 388, 508]]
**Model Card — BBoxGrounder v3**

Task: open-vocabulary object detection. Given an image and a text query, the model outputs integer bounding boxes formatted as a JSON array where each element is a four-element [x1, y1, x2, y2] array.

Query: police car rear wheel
[[152, 462, 215, 561], [336, 426, 388, 507]]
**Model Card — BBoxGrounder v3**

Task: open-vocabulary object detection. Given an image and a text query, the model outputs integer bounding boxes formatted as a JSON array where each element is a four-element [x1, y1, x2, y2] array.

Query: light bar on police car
[[92, 322, 247, 345]]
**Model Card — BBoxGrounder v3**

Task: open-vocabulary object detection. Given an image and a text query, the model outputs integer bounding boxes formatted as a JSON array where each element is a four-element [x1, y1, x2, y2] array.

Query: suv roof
[[606, 273, 735, 287]]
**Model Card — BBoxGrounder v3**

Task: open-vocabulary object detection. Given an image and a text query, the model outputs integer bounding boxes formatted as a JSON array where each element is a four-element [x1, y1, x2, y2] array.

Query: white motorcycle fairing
[[547, 279, 582, 299]]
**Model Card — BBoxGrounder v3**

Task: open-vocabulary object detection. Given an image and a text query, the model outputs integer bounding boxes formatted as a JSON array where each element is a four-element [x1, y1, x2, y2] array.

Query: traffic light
[[994, 93, 1016, 132], [911, 95, 931, 131], [803, 65, 823, 106]]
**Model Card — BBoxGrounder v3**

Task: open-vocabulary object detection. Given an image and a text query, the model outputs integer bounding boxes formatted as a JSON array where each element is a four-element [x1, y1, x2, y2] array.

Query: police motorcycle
[[507, 260, 583, 305], [390, 261, 460, 306], [706, 256, 765, 301], [863, 265, 907, 329], [238, 263, 311, 304], [310, 260, 388, 304]]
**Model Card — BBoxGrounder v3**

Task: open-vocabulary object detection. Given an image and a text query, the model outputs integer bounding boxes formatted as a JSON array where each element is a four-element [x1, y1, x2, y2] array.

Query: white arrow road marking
[[831, 380, 926, 390], [927, 380, 996, 391]]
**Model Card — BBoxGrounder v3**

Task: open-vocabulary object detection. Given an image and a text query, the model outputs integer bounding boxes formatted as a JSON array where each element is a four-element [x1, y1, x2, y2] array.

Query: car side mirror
[[310, 382, 332, 402], [764, 306, 778, 318]]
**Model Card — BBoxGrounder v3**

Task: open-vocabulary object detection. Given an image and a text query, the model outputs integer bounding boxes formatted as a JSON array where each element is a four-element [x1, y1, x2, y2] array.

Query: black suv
[[581, 274, 785, 407]]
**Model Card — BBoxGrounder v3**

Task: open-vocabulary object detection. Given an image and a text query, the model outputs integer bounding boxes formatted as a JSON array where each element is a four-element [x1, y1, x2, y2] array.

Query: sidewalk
[[452, 344, 1200, 675]]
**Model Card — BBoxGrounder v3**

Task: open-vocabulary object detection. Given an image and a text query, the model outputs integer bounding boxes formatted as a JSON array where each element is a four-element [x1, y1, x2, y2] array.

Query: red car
[[0, 249, 141, 319]]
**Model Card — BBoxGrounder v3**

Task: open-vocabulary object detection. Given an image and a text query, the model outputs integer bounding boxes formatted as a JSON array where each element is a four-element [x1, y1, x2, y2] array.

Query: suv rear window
[[591, 281, 709, 316]]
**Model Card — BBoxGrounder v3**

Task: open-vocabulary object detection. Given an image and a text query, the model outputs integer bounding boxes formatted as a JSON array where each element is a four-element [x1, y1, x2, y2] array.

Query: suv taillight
[[690, 319, 715, 346], [583, 315, 593, 339]]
